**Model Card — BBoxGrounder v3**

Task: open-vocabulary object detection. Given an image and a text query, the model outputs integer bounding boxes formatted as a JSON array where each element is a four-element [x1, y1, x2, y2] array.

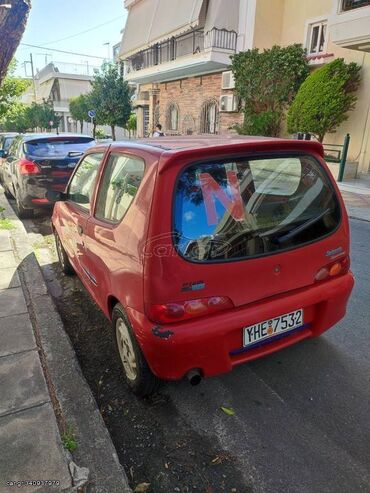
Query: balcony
[[329, 0, 370, 51], [124, 28, 237, 84]]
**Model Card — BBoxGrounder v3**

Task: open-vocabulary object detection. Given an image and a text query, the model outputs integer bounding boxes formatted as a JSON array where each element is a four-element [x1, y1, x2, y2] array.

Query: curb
[[0, 190, 132, 493]]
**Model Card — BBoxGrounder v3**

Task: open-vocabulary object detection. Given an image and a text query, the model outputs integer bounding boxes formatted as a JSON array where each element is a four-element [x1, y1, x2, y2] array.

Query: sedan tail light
[[315, 256, 350, 282], [147, 296, 234, 324], [19, 159, 41, 175]]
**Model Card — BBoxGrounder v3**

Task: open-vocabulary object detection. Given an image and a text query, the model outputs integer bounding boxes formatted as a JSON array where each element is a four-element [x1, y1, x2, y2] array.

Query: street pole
[[338, 134, 350, 183], [30, 53, 37, 103]]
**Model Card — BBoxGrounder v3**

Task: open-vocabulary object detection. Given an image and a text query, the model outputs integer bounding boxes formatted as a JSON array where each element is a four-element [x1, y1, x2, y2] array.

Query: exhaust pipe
[[186, 369, 202, 386]]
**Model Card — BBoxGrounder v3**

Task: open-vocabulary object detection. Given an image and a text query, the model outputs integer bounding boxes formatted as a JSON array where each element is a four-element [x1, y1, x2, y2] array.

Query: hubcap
[[116, 318, 137, 381]]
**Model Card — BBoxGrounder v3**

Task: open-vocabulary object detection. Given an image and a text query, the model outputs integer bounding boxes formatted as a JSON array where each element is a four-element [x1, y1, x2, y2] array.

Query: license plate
[[243, 309, 304, 348]]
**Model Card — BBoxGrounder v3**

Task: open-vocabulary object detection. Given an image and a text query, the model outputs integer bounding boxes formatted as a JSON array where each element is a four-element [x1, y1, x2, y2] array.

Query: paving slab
[[0, 287, 28, 318], [0, 250, 17, 268], [0, 313, 36, 357], [0, 232, 11, 252], [0, 403, 72, 492], [0, 266, 21, 289], [0, 350, 49, 417]]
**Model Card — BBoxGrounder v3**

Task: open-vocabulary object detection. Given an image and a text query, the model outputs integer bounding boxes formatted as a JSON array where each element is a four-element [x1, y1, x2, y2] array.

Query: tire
[[54, 231, 74, 275], [3, 187, 13, 199], [15, 194, 34, 219], [113, 303, 160, 397]]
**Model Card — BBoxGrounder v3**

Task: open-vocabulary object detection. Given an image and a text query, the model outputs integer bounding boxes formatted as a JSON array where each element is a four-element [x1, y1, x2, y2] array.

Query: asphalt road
[[23, 214, 370, 493]]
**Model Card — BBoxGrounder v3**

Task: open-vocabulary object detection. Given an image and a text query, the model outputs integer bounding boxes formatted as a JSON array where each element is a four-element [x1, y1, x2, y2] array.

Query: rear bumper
[[128, 273, 354, 380], [18, 179, 64, 209]]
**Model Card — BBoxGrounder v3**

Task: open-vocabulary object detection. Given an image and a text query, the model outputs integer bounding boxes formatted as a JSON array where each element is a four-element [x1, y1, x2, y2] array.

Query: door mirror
[[69, 192, 89, 204], [0, 150, 8, 159], [58, 191, 68, 201]]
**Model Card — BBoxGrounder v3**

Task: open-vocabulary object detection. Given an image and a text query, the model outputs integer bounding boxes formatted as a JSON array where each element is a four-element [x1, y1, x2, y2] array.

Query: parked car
[[0, 133, 18, 184], [52, 136, 354, 396], [1, 133, 95, 218]]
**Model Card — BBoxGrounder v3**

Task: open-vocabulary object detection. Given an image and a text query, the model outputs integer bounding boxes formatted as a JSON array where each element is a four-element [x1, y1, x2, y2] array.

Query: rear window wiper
[[275, 208, 333, 245]]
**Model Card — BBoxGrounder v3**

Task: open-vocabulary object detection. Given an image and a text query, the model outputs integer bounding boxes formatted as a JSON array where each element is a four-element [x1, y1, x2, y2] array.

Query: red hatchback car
[[52, 137, 354, 396]]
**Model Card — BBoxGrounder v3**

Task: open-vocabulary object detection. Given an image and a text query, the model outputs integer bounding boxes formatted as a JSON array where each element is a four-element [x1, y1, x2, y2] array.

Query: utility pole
[[30, 53, 37, 103]]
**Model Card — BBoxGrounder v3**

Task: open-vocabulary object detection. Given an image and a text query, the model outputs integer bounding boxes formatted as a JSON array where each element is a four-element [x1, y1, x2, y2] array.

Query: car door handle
[[77, 225, 83, 235]]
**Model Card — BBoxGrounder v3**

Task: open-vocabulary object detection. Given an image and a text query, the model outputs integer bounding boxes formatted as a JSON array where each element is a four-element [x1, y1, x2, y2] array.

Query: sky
[[14, 0, 127, 77]]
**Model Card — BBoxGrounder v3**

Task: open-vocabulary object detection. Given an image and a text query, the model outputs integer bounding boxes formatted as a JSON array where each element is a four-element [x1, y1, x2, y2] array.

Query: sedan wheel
[[116, 318, 137, 381], [112, 304, 160, 396]]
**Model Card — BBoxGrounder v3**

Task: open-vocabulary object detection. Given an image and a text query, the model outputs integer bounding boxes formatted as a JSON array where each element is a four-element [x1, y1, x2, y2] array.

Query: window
[[166, 103, 179, 132], [308, 21, 327, 55], [342, 0, 370, 11], [95, 154, 145, 223], [24, 137, 94, 158], [174, 155, 341, 262], [68, 153, 103, 210], [200, 100, 219, 134]]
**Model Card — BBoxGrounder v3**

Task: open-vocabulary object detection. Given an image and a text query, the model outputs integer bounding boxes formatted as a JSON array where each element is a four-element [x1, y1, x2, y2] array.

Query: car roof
[[0, 132, 18, 137], [94, 135, 324, 163]]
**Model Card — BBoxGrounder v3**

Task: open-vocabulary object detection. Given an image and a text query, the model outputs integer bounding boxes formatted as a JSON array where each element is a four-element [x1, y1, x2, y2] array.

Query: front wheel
[[113, 304, 160, 397]]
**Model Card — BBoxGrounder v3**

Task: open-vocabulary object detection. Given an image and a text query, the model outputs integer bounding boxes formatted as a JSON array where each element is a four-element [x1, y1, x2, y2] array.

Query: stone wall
[[157, 73, 243, 136]]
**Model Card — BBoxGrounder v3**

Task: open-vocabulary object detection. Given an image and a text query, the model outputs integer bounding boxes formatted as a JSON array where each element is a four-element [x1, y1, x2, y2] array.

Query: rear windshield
[[24, 138, 94, 157], [174, 155, 341, 262], [3, 137, 15, 151]]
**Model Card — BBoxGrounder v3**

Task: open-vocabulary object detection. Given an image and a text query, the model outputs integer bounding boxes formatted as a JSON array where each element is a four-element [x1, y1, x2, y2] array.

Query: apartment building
[[22, 62, 98, 132], [119, 0, 370, 174]]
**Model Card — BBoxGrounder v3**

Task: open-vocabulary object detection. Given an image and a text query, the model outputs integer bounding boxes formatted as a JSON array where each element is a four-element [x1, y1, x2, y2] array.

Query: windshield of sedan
[[24, 138, 95, 158], [173, 155, 341, 262]]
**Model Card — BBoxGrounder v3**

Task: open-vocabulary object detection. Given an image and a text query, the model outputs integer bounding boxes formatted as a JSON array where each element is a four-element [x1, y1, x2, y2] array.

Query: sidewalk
[[0, 187, 131, 493], [0, 230, 72, 491], [338, 181, 370, 222]]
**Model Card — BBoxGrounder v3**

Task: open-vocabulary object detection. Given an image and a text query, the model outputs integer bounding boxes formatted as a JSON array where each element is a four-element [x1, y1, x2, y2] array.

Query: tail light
[[147, 296, 234, 324], [19, 159, 41, 175], [315, 256, 350, 282]]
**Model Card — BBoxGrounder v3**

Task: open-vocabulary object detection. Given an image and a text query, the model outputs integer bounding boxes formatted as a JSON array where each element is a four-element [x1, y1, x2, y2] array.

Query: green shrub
[[231, 44, 309, 137], [287, 58, 361, 142]]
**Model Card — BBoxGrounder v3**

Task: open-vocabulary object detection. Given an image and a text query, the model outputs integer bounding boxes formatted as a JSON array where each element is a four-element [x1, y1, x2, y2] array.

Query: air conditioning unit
[[220, 95, 238, 112], [221, 71, 235, 89]]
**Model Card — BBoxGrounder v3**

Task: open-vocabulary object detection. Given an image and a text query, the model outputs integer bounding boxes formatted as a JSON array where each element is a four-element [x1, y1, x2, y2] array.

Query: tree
[[0, 0, 31, 85], [69, 94, 90, 133], [0, 102, 29, 132], [90, 63, 132, 140], [125, 113, 137, 139], [0, 61, 30, 118], [231, 44, 309, 137], [287, 58, 361, 142]]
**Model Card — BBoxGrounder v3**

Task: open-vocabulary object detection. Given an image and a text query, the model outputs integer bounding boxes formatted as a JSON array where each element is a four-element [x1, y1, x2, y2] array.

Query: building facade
[[119, 0, 370, 174]]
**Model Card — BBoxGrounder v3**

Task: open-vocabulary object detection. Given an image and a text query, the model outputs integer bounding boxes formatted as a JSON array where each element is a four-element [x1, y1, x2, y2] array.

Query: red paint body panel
[[52, 137, 354, 381]]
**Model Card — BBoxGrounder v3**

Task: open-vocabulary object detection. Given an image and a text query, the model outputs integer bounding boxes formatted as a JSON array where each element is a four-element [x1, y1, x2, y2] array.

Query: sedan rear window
[[174, 155, 341, 262], [24, 138, 94, 158]]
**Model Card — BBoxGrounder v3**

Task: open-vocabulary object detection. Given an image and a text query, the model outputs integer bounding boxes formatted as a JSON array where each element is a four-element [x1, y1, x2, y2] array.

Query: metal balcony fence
[[126, 28, 237, 73]]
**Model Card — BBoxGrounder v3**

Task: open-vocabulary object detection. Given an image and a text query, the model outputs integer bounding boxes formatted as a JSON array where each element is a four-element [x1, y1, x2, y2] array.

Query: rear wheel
[[3, 187, 13, 199], [54, 232, 74, 275], [113, 304, 160, 397], [15, 194, 34, 219]]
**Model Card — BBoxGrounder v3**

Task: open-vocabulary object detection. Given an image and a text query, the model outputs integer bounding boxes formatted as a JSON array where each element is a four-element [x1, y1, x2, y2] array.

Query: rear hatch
[[24, 136, 95, 201], [145, 149, 348, 315]]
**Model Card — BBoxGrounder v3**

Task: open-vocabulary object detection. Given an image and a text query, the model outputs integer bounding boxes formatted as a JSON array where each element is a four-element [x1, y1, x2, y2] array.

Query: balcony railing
[[342, 0, 370, 11], [125, 28, 237, 73]]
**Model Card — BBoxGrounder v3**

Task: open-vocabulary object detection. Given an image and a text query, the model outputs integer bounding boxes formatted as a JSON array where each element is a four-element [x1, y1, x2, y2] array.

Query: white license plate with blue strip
[[243, 309, 304, 348]]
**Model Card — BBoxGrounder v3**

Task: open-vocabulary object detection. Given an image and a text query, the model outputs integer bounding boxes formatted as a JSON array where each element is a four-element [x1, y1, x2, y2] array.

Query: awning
[[36, 79, 54, 102], [120, 0, 205, 59], [204, 0, 239, 33], [120, 0, 157, 59]]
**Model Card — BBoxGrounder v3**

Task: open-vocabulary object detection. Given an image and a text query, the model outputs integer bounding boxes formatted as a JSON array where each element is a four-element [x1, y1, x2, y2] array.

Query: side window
[[68, 153, 103, 210], [95, 153, 145, 223]]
